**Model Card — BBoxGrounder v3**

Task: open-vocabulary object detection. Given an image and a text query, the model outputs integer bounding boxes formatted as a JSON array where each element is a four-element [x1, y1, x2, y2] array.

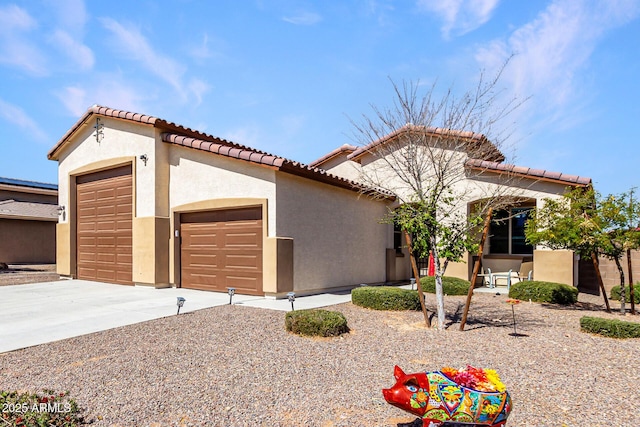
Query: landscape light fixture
[[287, 292, 296, 311], [410, 278, 416, 290], [227, 288, 236, 305], [176, 297, 186, 315]]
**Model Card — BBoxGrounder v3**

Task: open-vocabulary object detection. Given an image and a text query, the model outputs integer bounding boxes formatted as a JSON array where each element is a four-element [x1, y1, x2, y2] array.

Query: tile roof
[[309, 144, 357, 168], [465, 159, 592, 187], [0, 200, 58, 221], [48, 105, 394, 200], [347, 124, 505, 163], [163, 133, 394, 198]]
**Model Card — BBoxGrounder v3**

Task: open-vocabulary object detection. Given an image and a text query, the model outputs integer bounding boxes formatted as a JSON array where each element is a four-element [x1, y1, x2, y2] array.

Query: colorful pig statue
[[382, 366, 512, 427]]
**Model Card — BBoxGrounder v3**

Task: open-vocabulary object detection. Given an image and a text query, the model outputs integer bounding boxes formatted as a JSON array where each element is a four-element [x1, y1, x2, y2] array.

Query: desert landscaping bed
[[1, 293, 638, 426], [0, 264, 59, 286]]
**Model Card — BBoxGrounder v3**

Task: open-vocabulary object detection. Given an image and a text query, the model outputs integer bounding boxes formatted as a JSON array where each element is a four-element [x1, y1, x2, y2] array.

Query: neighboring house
[[0, 177, 58, 264], [48, 105, 591, 297]]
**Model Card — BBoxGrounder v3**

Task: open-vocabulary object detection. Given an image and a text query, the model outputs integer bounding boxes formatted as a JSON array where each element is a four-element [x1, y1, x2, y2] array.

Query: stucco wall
[[52, 117, 164, 283], [318, 157, 362, 182], [55, 117, 158, 221], [167, 145, 277, 234], [355, 147, 578, 283], [0, 219, 56, 263], [275, 173, 390, 292], [534, 249, 575, 286]]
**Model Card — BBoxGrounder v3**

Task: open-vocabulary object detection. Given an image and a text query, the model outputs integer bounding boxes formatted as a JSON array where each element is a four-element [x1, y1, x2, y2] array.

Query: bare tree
[[350, 66, 526, 330]]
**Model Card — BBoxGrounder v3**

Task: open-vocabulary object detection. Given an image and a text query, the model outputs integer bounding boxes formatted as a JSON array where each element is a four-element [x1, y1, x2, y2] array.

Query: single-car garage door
[[76, 165, 133, 285], [180, 207, 263, 295]]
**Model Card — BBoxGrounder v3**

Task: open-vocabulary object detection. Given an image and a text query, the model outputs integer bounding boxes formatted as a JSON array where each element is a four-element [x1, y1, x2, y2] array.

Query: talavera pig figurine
[[382, 366, 512, 427]]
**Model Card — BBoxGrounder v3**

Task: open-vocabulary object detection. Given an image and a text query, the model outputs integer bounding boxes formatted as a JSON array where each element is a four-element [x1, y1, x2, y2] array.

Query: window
[[393, 222, 403, 255], [489, 208, 533, 255]]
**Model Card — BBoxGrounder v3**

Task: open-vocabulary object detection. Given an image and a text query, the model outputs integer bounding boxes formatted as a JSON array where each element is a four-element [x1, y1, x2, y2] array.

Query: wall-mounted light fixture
[[139, 154, 148, 166], [227, 287, 236, 305], [56, 205, 65, 215], [94, 118, 104, 143]]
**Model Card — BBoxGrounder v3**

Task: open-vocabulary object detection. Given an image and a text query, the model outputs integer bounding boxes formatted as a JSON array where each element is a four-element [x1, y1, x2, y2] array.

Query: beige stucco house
[[0, 177, 58, 264], [48, 105, 591, 297], [310, 125, 593, 289]]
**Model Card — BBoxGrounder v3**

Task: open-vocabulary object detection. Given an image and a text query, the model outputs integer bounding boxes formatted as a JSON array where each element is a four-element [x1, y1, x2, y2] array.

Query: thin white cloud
[[0, 98, 48, 142], [55, 86, 88, 117], [189, 33, 213, 60], [475, 0, 640, 114], [56, 75, 149, 117], [49, 29, 94, 70], [282, 11, 322, 25], [0, 4, 47, 75], [188, 78, 211, 106], [45, 0, 88, 32], [223, 126, 261, 147], [100, 17, 187, 96], [417, 0, 500, 38]]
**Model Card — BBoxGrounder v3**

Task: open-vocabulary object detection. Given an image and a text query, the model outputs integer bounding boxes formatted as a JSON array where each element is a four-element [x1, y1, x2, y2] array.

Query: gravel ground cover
[[1, 292, 639, 426], [0, 264, 59, 286]]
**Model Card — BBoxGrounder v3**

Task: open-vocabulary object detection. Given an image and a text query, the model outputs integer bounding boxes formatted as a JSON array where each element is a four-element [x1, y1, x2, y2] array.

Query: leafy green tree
[[351, 66, 522, 329], [526, 187, 640, 314]]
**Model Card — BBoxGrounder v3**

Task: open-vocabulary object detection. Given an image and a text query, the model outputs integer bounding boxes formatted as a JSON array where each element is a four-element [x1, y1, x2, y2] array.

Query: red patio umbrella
[[428, 251, 435, 276]]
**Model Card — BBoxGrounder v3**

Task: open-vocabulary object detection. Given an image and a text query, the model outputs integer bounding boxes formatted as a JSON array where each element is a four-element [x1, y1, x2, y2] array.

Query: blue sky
[[1, 0, 638, 196]]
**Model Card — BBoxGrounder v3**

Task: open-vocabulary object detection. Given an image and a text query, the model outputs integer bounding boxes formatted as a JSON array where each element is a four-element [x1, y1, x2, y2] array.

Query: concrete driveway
[[0, 280, 352, 353]]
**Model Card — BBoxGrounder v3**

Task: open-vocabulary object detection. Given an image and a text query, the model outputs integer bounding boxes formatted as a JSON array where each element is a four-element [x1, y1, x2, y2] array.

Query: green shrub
[[580, 316, 640, 339], [285, 309, 349, 337], [420, 276, 471, 296], [509, 280, 578, 304], [610, 284, 640, 303], [0, 390, 84, 426], [351, 286, 421, 311]]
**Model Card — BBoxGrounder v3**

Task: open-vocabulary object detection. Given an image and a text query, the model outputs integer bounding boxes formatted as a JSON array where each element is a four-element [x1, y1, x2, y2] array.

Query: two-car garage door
[[180, 207, 263, 295], [75, 165, 262, 295]]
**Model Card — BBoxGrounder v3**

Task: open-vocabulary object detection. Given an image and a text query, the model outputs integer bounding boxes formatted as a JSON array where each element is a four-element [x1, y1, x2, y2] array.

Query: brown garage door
[[76, 165, 133, 285], [180, 207, 263, 295]]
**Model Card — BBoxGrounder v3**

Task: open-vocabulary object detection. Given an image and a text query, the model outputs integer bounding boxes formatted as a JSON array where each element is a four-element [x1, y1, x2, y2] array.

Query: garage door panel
[[224, 232, 261, 247], [76, 165, 132, 285], [181, 207, 263, 295], [96, 269, 117, 282], [96, 252, 116, 263], [116, 219, 132, 229], [225, 274, 259, 292], [225, 254, 260, 269], [186, 232, 219, 247], [185, 253, 218, 268]]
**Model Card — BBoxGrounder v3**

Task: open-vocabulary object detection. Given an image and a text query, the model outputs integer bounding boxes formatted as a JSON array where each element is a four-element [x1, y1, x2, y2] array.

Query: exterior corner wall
[[263, 237, 294, 297], [445, 259, 469, 281], [132, 216, 170, 287], [55, 222, 71, 275], [275, 173, 390, 292], [534, 249, 575, 286], [319, 157, 362, 181]]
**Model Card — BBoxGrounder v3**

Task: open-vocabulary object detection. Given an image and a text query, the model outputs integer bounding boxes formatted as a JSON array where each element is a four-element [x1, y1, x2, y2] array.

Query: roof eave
[[48, 105, 158, 161], [465, 162, 592, 187]]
